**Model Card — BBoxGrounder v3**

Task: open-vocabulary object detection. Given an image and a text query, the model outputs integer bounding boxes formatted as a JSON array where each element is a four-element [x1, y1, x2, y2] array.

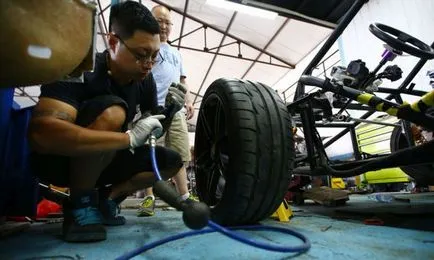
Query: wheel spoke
[[206, 163, 215, 192], [198, 109, 214, 144], [214, 101, 226, 143], [219, 153, 229, 173], [196, 150, 211, 167], [207, 163, 225, 199]]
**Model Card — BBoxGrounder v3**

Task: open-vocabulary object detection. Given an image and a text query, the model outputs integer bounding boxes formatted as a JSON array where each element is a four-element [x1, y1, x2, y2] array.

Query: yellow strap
[[375, 102, 384, 111], [386, 107, 398, 116], [356, 93, 374, 105], [421, 91, 434, 106], [410, 90, 434, 112]]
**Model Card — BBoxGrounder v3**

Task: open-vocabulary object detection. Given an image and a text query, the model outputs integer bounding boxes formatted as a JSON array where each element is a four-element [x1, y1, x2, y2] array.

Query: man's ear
[[107, 33, 119, 53]]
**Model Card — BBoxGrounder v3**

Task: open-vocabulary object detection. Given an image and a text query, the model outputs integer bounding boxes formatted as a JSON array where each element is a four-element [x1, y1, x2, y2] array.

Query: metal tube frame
[[294, 0, 369, 100], [287, 0, 434, 176]]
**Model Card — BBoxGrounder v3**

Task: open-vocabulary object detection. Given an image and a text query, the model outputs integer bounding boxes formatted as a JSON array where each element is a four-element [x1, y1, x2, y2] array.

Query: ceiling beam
[[170, 25, 203, 44], [177, 0, 190, 50], [98, 3, 111, 16], [97, 0, 109, 34], [15, 88, 38, 103], [241, 17, 290, 79], [151, 0, 295, 68], [193, 12, 238, 103], [170, 44, 291, 69]]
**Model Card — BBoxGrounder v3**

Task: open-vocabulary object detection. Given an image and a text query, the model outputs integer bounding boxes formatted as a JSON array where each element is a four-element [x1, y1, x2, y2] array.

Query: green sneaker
[[137, 195, 155, 217], [177, 194, 200, 211], [186, 194, 199, 202]]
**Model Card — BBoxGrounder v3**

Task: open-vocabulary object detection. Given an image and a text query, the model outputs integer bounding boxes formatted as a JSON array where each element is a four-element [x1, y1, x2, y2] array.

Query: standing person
[[137, 5, 197, 217], [28, 1, 183, 242]]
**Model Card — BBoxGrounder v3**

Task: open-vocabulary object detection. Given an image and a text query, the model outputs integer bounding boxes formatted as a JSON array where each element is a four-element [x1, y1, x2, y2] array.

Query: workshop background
[[1, 0, 434, 259]]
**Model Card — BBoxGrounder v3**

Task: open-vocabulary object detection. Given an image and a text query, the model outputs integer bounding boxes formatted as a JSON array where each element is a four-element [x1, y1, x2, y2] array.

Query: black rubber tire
[[194, 78, 294, 226], [390, 125, 434, 185]]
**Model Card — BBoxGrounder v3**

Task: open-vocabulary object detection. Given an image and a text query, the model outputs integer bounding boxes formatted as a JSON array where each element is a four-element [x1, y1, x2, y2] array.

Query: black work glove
[[149, 105, 181, 135], [151, 82, 188, 132], [166, 82, 187, 114], [151, 106, 173, 133]]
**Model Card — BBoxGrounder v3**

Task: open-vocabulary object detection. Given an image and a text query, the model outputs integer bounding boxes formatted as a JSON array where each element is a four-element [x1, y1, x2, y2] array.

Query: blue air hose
[[116, 134, 311, 260]]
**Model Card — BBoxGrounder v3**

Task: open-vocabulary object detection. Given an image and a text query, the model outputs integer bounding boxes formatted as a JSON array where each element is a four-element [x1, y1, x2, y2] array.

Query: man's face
[[110, 30, 160, 81], [152, 8, 172, 42]]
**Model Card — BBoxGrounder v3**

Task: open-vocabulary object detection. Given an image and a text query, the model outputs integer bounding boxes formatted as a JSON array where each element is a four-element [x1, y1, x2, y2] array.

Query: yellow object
[[271, 200, 292, 222], [355, 90, 434, 118], [356, 93, 374, 104], [386, 107, 398, 116], [363, 167, 409, 184], [422, 91, 434, 106], [355, 175, 361, 187], [410, 100, 421, 112], [49, 185, 69, 194], [356, 115, 410, 185], [331, 178, 346, 189], [411, 90, 434, 112], [357, 92, 399, 116]]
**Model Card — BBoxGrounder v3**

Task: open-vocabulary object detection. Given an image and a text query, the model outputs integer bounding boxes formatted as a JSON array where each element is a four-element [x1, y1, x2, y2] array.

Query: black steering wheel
[[369, 23, 434, 59]]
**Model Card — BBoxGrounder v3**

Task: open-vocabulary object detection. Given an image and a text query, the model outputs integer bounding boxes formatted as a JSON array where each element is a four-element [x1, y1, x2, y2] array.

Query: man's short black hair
[[109, 1, 160, 39]]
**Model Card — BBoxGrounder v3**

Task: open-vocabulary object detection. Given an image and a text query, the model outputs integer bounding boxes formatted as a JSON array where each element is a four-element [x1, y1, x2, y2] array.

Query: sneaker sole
[[64, 232, 107, 242], [103, 218, 126, 226], [137, 211, 155, 217]]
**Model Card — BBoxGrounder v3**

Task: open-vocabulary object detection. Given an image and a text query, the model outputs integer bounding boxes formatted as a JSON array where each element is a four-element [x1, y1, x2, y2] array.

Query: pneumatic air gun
[[148, 127, 211, 230]]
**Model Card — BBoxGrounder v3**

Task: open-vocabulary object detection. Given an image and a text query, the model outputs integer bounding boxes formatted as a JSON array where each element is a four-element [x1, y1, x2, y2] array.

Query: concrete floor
[[1, 194, 434, 260]]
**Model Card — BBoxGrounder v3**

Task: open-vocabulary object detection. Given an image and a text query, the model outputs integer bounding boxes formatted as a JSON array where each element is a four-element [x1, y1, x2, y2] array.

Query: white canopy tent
[[97, 0, 334, 126], [15, 0, 336, 131]]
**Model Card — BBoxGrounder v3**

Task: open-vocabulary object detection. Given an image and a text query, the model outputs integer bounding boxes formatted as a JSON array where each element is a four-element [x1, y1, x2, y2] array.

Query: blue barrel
[[0, 88, 38, 216]]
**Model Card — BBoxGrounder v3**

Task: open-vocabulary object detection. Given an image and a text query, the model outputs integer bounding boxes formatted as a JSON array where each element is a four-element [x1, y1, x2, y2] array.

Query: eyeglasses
[[115, 35, 162, 65], [156, 18, 173, 27]]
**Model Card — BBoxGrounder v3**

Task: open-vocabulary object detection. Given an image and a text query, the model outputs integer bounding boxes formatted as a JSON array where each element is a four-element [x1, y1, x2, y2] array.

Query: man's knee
[[169, 152, 183, 178], [89, 105, 126, 131], [161, 148, 183, 179]]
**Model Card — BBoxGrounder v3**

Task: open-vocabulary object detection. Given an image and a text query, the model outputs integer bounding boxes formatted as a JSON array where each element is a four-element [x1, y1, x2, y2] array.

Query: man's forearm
[[29, 118, 130, 156], [180, 77, 192, 105], [185, 90, 192, 105]]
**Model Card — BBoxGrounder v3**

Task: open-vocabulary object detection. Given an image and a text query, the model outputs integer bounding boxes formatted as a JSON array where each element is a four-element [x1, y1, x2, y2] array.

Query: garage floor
[[1, 194, 434, 260]]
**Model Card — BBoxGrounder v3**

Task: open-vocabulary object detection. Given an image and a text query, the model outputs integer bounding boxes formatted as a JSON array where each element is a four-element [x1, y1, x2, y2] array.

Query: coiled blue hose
[[116, 137, 311, 259]]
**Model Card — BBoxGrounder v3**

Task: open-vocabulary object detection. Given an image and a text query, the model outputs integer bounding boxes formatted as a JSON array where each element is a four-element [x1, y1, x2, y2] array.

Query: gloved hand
[[127, 114, 165, 149], [166, 82, 187, 113]]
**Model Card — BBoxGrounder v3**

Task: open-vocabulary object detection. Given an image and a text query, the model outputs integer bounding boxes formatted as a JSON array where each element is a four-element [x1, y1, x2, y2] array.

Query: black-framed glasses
[[114, 35, 162, 65], [156, 18, 173, 27]]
